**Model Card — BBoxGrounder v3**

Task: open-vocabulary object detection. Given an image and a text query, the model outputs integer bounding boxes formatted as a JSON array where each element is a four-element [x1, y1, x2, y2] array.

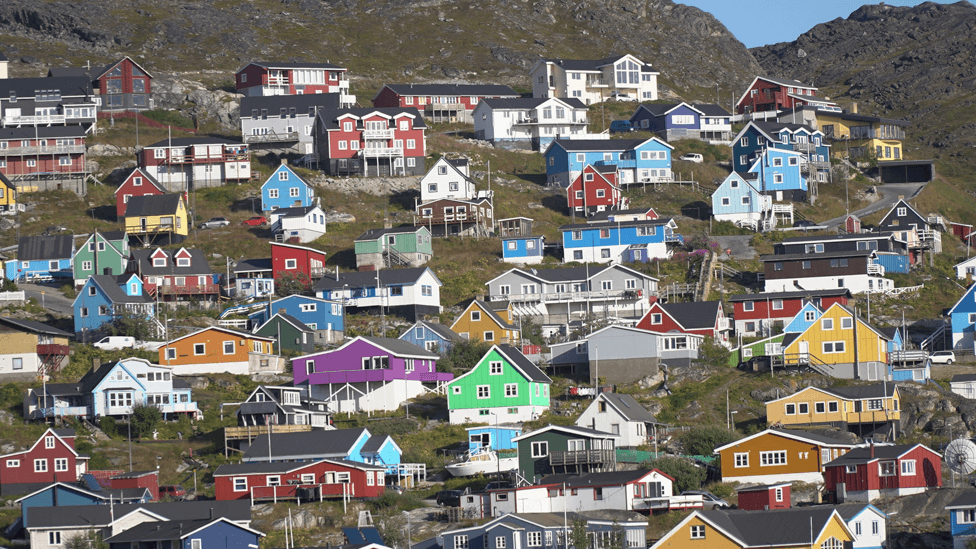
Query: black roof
[[241, 93, 342, 116], [0, 317, 73, 338], [952, 374, 976, 383], [144, 137, 243, 148], [660, 301, 722, 330], [539, 469, 654, 488], [496, 344, 551, 383], [241, 428, 368, 460], [0, 76, 94, 99], [313, 267, 433, 291], [636, 103, 730, 117], [273, 205, 320, 219], [540, 56, 656, 73], [782, 233, 894, 244], [598, 393, 658, 423], [25, 499, 252, 528], [360, 435, 390, 454], [16, 235, 73, 261], [105, 519, 220, 543], [409, 321, 463, 342], [124, 194, 182, 217], [751, 120, 822, 137], [480, 97, 586, 110], [355, 225, 426, 241], [244, 61, 346, 70], [696, 507, 840, 546], [89, 274, 154, 305], [728, 289, 851, 302], [130, 248, 213, 276], [316, 107, 428, 130], [384, 83, 519, 96], [235, 258, 273, 273], [0, 125, 88, 139], [947, 491, 976, 509], [112, 470, 157, 479], [760, 249, 874, 262], [824, 444, 928, 466], [550, 138, 649, 152], [260, 313, 313, 334]]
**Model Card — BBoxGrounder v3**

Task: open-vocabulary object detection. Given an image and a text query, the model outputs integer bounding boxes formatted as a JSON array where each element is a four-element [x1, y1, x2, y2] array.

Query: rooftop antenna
[[945, 438, 976, 487]]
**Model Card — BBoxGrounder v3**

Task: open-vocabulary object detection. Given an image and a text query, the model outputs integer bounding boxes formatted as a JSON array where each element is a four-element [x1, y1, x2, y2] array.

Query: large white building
[[472, 97, 594, 151], [529, 54, 659, 104]]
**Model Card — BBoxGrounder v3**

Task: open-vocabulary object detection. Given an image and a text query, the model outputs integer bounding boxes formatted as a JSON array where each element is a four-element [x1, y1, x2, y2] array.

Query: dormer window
[[177, 258, 190, 267], [153, 258, 166, 267], [130, 283, 138, 294]]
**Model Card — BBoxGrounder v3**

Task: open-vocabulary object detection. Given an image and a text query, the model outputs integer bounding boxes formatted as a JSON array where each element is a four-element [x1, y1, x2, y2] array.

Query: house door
[[141, 218, 148, 231], [798, 341, 809, 360], [776, 191, 783, 201]]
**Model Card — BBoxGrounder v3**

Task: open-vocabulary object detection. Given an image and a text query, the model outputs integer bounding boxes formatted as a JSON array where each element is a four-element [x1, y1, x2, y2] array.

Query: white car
[[929, 351, 956, 364], [609, 91, 637, 102], [679, 153, 704, 163], [93, 336, 135, 351]]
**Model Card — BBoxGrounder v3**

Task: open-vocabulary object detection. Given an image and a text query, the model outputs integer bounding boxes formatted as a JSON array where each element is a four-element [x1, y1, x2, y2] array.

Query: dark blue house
[[435, 512, 647, 549], [105, 517, 264, 549], [629, 102, 732, 143], [731, 120, 831, 184], [13, 481, 151, 530], [398, 320, 464, 355]]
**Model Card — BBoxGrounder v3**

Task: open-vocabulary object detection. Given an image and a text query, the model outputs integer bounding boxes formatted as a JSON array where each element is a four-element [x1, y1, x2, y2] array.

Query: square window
[[690, 525, 705, 540], [798, 403, 809, 414], [531, 441, 548, 458], [734, 453, 748, 467], [477, 385, 490, 399], [193, 343, 205, 355], [233, 477, 247, 491]]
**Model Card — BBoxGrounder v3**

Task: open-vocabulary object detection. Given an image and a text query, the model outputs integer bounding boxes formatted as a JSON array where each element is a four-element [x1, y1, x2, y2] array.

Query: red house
[[0, 126, 89, 196], [0, 428, 88, 495], [137, 137, 250, 191], [635, 299, 731, 344], [235, 62, 352, 103], [115, 167, 166, 218], [93, 57, 153, 111], [128, 247, 218, 303], [104, 470, 159, 500], [735, 482, 791, 511], [371, 84, 520, 123], [736, 76, 836, 115], [271, 242, 327, 281], [824, 443, 942, 503], [313, 108, 427, 177], [728, 289, 851, 337], [566, 165, 625, 217], [212, 459, 385, 502]]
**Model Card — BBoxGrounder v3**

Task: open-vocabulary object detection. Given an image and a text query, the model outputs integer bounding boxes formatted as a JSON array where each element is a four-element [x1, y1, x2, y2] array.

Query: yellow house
[[123, 193, 188, 246], [814, 110, 908, 162], [650, 507, 854, 549], [450, 300, 521, 345], [0, 316, 72, 379], [766, 384, 901, 430], [783, 303, 890, 379], [0, 173, 16, 212]]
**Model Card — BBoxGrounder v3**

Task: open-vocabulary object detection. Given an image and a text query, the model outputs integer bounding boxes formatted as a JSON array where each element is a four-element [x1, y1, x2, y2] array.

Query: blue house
[[15, 482, 151, 529], [4, 235, 74, 282], [436, 512, 647, 549], [711, 172, 772, 228], [629, 102, 732, 143], [261, 162, 315, 212], [746, 146, 809, 202], [883, 327, 930, 382], [560, 218, 680, 264], [399, 320, 464, 355], [248, 294, 344, 345], [360, 434, 402, 468], [543, 137, 673, 188], [732, 120, 831, 187], [466, 424, 522, 452], [105, 517, 264, 549], [947, 491, 976, 549], [72, 274, 158, 338], [501, 234, 545, 264], [948, 283, 976, 353], [240, 427, 406, 476], [784, 302, 824, 333]]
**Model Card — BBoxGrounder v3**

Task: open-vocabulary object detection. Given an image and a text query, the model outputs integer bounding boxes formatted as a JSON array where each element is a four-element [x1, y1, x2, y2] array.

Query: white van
[[93, 336, 136, 351]]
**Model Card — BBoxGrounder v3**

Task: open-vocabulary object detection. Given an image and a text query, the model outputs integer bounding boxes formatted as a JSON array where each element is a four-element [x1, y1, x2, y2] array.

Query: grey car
[[681, 490, 730, 509], [199, 217, 230, 229]]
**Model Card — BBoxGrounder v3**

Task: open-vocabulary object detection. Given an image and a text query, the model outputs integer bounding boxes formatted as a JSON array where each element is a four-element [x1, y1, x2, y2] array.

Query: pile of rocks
[[311, 175, 421, 197]]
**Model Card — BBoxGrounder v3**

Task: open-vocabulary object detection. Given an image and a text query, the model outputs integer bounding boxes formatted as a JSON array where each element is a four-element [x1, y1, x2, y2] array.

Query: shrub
[[99, 416, 118, 438], [131, 403, 163, 438], [679, 425, 738, 456], [642, 456, 706, 493]]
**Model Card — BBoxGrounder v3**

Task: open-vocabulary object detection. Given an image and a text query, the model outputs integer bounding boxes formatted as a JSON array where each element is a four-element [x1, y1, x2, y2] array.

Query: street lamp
[[401, 511, 412, 549], [729, 410, 739, 431]]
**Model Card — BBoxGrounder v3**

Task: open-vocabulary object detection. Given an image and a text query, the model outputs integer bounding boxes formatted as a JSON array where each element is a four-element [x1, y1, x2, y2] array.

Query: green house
[[511, 424, 618, 484], [255, 312, 315, 354], [354, 225, 433, 270], [729, 333, 786, 367], [446, 344, 551, 425], [72, 231, 129, 287]]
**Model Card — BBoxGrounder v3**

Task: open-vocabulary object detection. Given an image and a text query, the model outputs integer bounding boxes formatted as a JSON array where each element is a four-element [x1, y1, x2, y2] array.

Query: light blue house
[[948, 283, 976, 352], [784, 302, 824, 333], [399, 320, 464, 355], [711, 172, 772, 227], [543, 137, 673, 188], [72, 274, 158, 338], [501, 234, 545, 264], [240, 427, 408, 477], [4, 235, 75, 282], [883, 327, 930, 382], [732, 120, 831, 191], [360, 434, 402, 468], [746, 146, 808, 202], [261, 162, 315, 212], [466, 424, 522, 452], [947, 491, 976, 549], [560, 218, 681, 264], [248, 294, 344, 345]]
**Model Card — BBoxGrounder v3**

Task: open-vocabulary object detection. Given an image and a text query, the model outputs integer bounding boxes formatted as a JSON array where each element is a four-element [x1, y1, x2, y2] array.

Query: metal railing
[[0, 144, 85, 156], [491, 289, 641, 303], [262, 75, 290, 86], [867, 263, 885, 276], [549, 448, 616, 467], [245, 131, 299, 143], [360, 146, 403, 157], [153, 283, 220, 296], [1, 114, 67, 126], [363, 129, 395, 140]]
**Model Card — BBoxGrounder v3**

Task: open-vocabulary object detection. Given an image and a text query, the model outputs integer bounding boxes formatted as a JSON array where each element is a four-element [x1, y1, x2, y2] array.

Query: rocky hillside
[[0, 0, 761, 102], [750, 1, 976, 156]]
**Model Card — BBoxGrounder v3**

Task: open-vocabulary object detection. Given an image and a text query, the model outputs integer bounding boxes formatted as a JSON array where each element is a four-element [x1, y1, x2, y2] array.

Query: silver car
[[681, 490, 730, 509]]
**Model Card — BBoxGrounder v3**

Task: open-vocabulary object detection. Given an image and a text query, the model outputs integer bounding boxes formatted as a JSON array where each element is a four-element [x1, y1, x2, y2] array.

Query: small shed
[[735, 482, 791, 511]]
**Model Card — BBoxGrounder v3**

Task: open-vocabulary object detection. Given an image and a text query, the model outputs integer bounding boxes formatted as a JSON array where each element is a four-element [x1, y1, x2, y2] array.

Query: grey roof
[[241, 93, 342, 116], [541, 56, 656, 73], [355, 225, 426, 241], [0, 317, 73, 338], [782, 233, 895, 244], [480, 97, 586, 110], [144, 137, 243, 148], [824, 383, 897, 400], [599, 393, 657, 423], [0, 125, 88, 140], [734, 482, 791, 492], [25, 499, 252, 528], [361, 435, 390, 454], [952, 374, 976, 383], [728, 289, 851, 302], [760, 249, 874, 262], [770, 429, 856, 446], [361, 336, 439, 358], [515, 424, 615, 441], [235, 258, 273, 273], [539, 469, 655, 488], [317, 107, 428, 130], [660, 301, 722, 330], [752, 120, 822, 138], [105, 519, 218, 543], [172, 379, 192, 389], [89, 274, 154, 305], [693, 103, 732, 117], [124, 194, 182, 217], [410, 321, 463, 342], [696, 506, 839, 546], [947, 491, 976, 509], [313, 267, 433, 291], [833, 503, 883, 520], [496, 344, 551, 383], [112, 470, 157, 479], [0, 49, 6, 62], [17, 235, 73, 261], [0, 76, 95, 99], [265, 312, 313, 333], [559, 218, 673, 231], [241, 428, 368, 460], [245, 61, 346, 70], [239, 401, 279, 415], [824, 444, 929, 467], [217, 457, 384, 476], [130, 248, 214, 276], [550, 138, 649, 152], [384, 84, 519, 96], [273, 205, 319, 219], [636, 103, 728, 117], [758, 75, 814, 88], [470, 300, 518, 331]]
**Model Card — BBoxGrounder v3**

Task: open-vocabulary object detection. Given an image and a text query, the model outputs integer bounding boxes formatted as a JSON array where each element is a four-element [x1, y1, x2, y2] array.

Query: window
[[867, 399, 884, 411], [490, 361, 503, 375], [774, 262, 783, 271], [846, 465, 857, 474], [477, 385, 490, 399], [774, 487, 784, 502], [194, 343, 205, 355], [760, 451, 787, 466], [45, 436, 55, 449], [821, 538, 843, 549], [289, 187, 300, 197], [828, 401, 839, 413], [841, 317, 853, 329], [823, 341, 845, 354], [690, 526, 705, 540], [822, 318, 834, 330], [772, 299, 783, 310], [651, 313, 662, 324], [897, 207, 907, 217], [5, 459, 18, 468], [223, 341, 235, 355], [815, 402, 825, 413], [798, 403, 809, 414], [495, 538, 506, 549], [962, 510, 976, 524], [734, 453, 749, 467], [470, 310, 481, 322], [721, 197, 730, 206], [802, 260, 812, 270], [484, 331, 495, 342], [872, 522, 879, 535], [54, 458, 68, 472], [34, 459, 48, 472], [531, 441, 549, 458], [742, 302, 755, 312], [740, 137, 749, 147], [166, 348, 176, 360], [233, 477, 248, 491], [455, 536, 469, 549], [505, 384, 518, 397], [901, 460, 916, 475], [285, 258, 297, 269], [879, 461, 896, 476], [49, 532, 62, 545], [805, 311, 816, 322], [527, 533, 542, 547]]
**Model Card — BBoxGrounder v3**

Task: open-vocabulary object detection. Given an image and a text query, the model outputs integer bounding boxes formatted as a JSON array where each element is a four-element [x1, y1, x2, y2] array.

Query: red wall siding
[[737, 486, 790, 511], [271, 245, 327, 280], [0, 433, 80, 487], [636, 304, 684, 333], [95, 59, 151, 95], [236, 65, 266, 91], [110, 473, 159, 501], [734, 298, 804, 321], [372, 86, 401, 109], [116, 173, 164, 217], [215, 461, 385, 501], [825, 447, 942, 493]]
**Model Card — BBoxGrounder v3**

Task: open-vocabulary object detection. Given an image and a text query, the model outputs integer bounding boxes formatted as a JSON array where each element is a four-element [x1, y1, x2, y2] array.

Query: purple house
[[628, 102, 733, 144], [292, 336, 453, 413]]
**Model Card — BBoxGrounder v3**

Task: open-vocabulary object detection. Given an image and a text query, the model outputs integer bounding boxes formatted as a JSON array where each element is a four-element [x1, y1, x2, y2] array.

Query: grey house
[[240, 94, 342, 155], [484, 264, 657, 333]]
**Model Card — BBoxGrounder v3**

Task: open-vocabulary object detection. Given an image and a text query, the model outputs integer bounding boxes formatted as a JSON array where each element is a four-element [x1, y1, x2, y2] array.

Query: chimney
[[103, 267, 113, 275], [870, 441, 875, 458], [281, 158, 287, 166], [647, 295, 658, 305], [383, 218, 392, 229]]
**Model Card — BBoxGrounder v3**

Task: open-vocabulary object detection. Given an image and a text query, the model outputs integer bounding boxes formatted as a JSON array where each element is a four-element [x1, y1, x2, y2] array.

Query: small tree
[[642, 456, 706, 493], [697, 336, 731, 367], [568, 518, 588, 549], [130, 403, 163, 439], [64, 530, 107, 549], [680, 425, 738, 456], [275, 270, 313, 296], [107, 308, 158, 341], [438, 338, 492, 374]]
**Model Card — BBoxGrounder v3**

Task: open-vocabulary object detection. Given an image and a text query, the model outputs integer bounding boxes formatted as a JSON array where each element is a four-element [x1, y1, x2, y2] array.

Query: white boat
[[445, 448, 518, 477]]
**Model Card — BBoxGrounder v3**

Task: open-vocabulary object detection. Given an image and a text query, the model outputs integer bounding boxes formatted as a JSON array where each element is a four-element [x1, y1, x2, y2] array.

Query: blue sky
[[678, 0, 954, 48]]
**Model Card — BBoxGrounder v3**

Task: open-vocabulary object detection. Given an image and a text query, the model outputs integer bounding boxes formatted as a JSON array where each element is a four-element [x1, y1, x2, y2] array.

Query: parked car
[[387, 484, 406, 495], [199, 217, 230, 229], [679, 153, 703, 163], [681, 490, 730, 509], [159, 485, 187, 498], [609, 91, 637, 102], [485, 480, 513, 491], [794, 219, 817, 228], [93, 336, 135, 351], [609, 120, 635, 133], [930, 350, 956, 364], [242, 216, 269, 227], [435, 490, 463, 507]]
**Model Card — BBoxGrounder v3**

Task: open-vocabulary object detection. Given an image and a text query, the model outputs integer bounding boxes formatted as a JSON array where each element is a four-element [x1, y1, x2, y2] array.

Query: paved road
[[821, 182, 926, 228], [17, 282, 75, 316]]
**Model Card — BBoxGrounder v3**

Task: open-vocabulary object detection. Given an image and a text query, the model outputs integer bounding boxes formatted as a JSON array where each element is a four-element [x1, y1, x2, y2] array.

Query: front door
[[798, 341, 809, 361]]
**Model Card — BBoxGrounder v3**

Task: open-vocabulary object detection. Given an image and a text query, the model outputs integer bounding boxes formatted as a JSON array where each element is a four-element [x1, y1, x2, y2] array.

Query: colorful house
[[565, 164, 625, 216], [0, 172, 17, 213], [123, 194, 189, 247], [836, 503, 888, 549], [418, 157, 482, 202], [736, 75, 837, 115], [292, 336, 453, 413], [501, 234, 545, 265], [550, 325, 702, 380], [374, 83, 520, 123], [104, 517, 264, 549], [472, 96, 591, 151], [450, 300, 521, 345], [313, 267, 442, 321], [416, 197, 495, 238], [231, 258, 274, 299], [651, 506, 854, 549], [446, 344, 551, 424], [761, 249, 893, 294], [0, 125, 90, 196], [115, 167, 166, 218], [0, 428, 87, 495], [137, 137, 250, 191], [947, 278, 976, 353], [87, 56, 153, 112], [72, 231, 129, 287], [714, 429, 855, 485], [254, 313, 315, 354], [214, 458, 385, 502], [728, 288, 850, 338], [313, 107, 427, 177], [127, 247, 218, 304], [158, 326, 282, 375], [636, 300, 731, 346], [72, 273, 159, 338], [824, 443, 942, 503], [269, 204, 327, 244], [512, 425, 617, 484], [248, 294, 344, 345], [775, 232, 911, 274], [240, 93, 343, 154], [261, 162, 316, 212], [780, 303, 892, 379], [14, 482, 152, 529], [732, 120, 831, 189], [786, 105, 909, 162], [575, 392, 662, 448], [235, 61, 352, 99], [270, 241, 327, 281], [560, 218, 681, 264], [0, 317, 71, 381], [236, 385, 332, 428], [735, 482, 791, 511], [544, 137, 673, 188], [398, 320, 463, 355], [354, 225, 433, 270], [711, 172, 773, 229], [946, 491, 976, 549], [765, 384, 901, 438], [4, 235, 74, 282], [729, 333, 786, 368], [629, 102, 733, 143]]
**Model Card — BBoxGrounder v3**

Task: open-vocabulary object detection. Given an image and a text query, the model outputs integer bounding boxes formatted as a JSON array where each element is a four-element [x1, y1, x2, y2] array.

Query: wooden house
[[0, 172, 16, 213], [254, 313, 315, 354], [877, 198, 944, 254], [575, 392, 662, 448], [72, 231, 129, 287], [3, 235, 74, 283], [104, 517, 264, 549], [651, 507, 854, 549], [235, 61, 352, 100], [123, 194, 189, 247], [270, 241, 327, 281], [260, 162, 316, 212], [0, 317, 71, 381], [529, 54, 659, 104], [313, 267, 442, 321], [636, 300, 731, 346], [512, 425, 617, 484], [629, 102, 732, 143], [373, 83, 519, 123], [714, 429, 855, 485], [736, 75, 836, 115], [313, 107, 426, 177], [780, 303, 892, 379], [446, 344, 551, 424], [137, 137, 250, 191], [72, 274, 159, 338], [127, 247, 218, 304], [450, 300, 520, 345], [729, 288, 850, 338], [566, 164, 625, 217], [158, 326, 282, 375], [398, 320, 463, 355], [354, 225, 433, 270], [87, 57, 153, 111], [0, 428, 87, 496], [765, 384, 900, 438], [824, 443, 941, 503], [236, 385, 332, 428], [735, 482, 791, 511], [550, 325, 702, 381], [416, 197, 494, 238]]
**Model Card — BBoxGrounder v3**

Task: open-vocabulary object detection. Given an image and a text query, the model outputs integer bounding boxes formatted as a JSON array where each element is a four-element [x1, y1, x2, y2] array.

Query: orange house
[[159, 326, 284, 376], [713, 428, 856, 485]]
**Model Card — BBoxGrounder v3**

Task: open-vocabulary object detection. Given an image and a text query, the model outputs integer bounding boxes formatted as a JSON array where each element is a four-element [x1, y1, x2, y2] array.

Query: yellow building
[[450, 300, 520, 345], [650, 507, 854, 549], [0, 316, 72, 379], [766, 384, 901, 430], [123, 193, 188, 246], [783, 303, 890, 379], [813, 110, 908, 162], [0, 173, 16, 212]]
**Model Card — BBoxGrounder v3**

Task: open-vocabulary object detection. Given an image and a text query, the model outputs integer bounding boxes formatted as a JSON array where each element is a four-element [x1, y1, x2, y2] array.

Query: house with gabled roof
[[104, 517, 265, 549], [732, 120, 830, 188], [446, 344, 551, 424], [4, 235, 74, 283], [261, 161, 316, 212], [313, 107, 426, 177], [450, 300, 520, 346], [269, 204, 327, 244], [576, 392, 663, 448], [231, 258, 274, 299], [765, 383, 900, 438], [373, 83, 520, 123], [158, 326, 282, 376], [728, 288, 850, 338], [714, 428, 857, 485], [398, 320, 463, 355], [775, 232, 912, 273], [213, 459, 385, 502], [835, 503, 888, 549], [270, 241, 328, 282], [236, 385, 332, 428], [419, 157, 484, 203], [947, 281, 976, 353], [501, 233, 545, 265], [248, 294, 344, 345], [544, 137, 673, 188], [946, 491, 976, 549], [711, 171, 775, 229], [72, 273, 159, 338], [354, 225, 432, 270], [650, 506, 854, 549], [0, 75, 97, 129], [530, 54, 659, 104], [127, 247, 218, 304], [0, 428, 87, 495], [137, 137, 250, 191], [735, 482, 792, 511], [824, 443, 942, 503], [72, 231, 129, 287], [877, 198, 944, 254], [0, 317, 71, 380], [240, 93, 343, 154], [735, 75, 838, 115], [0, 172, 18, 213], [85, 56, 153, 112], [0, 125, 90, 195], [292, 336, 452, 413], [115, 167, 166, 218], [439, 511, 648, 549], [254, 313, 315, 354], [779, 303, 893, 380], [235, 61, 352, 100], [635, 300, 731, 346], [512, 425, 618, 484], [416, 196, 494, 238], [566, 164, 625, 216], [549, 325, 702, 382], [14, 482, 152, 530], [472, 96, 592, 151], [761, 248, 893, 294], [313, 267, 442, 321], [629, 102, 733, 143], [561, 217, 681, 264], [123, 193, 189, 246]]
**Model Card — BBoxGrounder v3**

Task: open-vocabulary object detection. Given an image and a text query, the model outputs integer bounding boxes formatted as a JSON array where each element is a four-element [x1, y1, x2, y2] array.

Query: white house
[[419, 157, 489, 203], [269, 204, 327, 244], [529, 54, 659, 104], [837, 503, 888, 549], [575, 392, 663, 448], [472, 97, 594, 151], [313, 267, 443, 321], [955, 256, 976, 280]]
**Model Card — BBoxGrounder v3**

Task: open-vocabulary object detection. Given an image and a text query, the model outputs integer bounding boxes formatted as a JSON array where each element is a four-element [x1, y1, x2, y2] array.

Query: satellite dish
[[945, 439, 976, 475]]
